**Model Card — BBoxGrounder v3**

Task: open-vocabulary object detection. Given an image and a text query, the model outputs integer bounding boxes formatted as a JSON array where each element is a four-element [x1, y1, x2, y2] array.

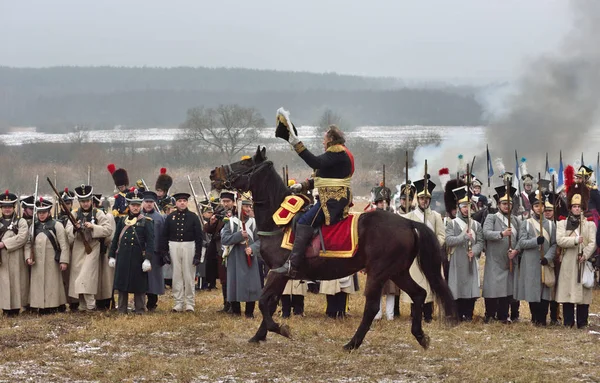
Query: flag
[[558, 150, 564, 187], [544, 153, 549, 178], [513, 150, 520, 190], [486, 145, 493, 187]]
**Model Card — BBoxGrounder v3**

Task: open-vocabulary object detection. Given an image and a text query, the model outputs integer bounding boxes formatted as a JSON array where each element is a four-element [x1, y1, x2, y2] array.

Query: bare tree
[[180, 104, 265, 162], [316, 108, 349, 136], [68, 125, 89, 144]]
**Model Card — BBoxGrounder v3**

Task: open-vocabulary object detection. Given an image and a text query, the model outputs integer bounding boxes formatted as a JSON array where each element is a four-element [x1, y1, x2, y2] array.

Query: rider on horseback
[[272, 108, 355, 278]]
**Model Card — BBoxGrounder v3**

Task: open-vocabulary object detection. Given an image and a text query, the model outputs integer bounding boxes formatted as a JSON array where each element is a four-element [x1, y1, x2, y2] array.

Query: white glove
[[142, 259, 152, 272], [290, 183, 303, 193], [108, 258, 116, 268], [288, 127, 300, 146]]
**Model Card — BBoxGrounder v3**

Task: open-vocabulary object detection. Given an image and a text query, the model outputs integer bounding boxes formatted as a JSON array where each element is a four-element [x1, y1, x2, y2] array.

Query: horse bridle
[[219, 160, 273, 204]]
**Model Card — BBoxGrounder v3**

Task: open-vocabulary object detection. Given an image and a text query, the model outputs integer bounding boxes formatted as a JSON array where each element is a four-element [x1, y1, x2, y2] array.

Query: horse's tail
[[411, 221, 457, 320]]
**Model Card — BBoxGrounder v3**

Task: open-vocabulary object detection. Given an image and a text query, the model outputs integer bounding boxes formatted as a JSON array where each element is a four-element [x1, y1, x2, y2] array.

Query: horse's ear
[[255, 145, 261, 158], [260, 147, 267, 159]]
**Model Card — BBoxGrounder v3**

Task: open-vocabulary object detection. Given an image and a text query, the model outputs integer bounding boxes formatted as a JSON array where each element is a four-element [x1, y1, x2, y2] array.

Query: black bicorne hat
[[125, 188, 144, 204], [20, 195, 35, 208], [35, 197, 53, 211], [75, 185, 93, 200], [275, 108, 298, 142], [61, 188, 75, 202], [0, 190, 19, 206]]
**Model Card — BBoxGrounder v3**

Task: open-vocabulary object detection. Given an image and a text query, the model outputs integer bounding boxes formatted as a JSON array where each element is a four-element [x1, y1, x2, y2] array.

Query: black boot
[[271, 224, 313, 278]]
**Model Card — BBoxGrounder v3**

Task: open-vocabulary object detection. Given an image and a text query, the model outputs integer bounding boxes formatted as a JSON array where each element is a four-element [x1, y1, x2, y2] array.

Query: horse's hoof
[[248, 334, 267, 343], [418, 334, 431, 350], [343, 341, 359, 351], [279, 324, 292, 338]]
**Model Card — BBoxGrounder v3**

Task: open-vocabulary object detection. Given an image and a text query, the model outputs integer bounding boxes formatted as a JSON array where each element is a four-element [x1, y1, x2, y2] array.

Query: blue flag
[[487, 145, 494, 180], [558, 151, 564, 187]]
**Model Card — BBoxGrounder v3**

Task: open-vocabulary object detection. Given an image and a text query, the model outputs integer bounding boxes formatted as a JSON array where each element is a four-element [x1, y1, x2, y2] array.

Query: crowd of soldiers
[[369, 158, 598, 328], [0, 149, 597, 328]]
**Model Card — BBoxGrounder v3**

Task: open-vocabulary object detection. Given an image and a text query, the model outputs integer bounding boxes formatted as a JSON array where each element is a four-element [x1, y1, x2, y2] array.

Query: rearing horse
[[210, 146, 456, 350]]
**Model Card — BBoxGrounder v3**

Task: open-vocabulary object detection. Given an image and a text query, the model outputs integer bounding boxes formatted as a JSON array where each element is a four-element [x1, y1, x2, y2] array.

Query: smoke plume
[[487, 0, 600, 175]]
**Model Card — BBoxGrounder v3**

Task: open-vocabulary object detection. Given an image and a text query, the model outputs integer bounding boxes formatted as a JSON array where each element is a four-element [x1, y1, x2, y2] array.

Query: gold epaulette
[[145, 216, 153, 221]]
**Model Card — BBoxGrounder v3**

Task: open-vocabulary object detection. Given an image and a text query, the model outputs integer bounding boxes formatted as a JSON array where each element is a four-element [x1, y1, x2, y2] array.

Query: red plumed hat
[[155, 167, 173, 192], [107, 163, 129, 187]]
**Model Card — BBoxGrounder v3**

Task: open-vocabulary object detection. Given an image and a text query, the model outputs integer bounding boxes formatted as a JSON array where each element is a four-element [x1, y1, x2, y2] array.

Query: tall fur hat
[[566, 165, 590, 210], [155, 167, 173, 192], [107, 163, 129, 187], [444, 178, 466, 214]]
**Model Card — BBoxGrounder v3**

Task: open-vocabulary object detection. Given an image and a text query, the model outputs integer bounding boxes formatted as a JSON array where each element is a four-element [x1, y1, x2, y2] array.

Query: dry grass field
[[0, 273, 599, 383]]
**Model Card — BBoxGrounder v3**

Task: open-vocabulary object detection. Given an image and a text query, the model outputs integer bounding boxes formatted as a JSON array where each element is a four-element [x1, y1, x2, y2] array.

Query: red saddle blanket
[[281, 213, 360, 258]]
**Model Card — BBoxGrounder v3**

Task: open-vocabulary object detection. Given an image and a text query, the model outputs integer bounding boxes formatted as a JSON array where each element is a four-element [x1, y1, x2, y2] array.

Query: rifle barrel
[[46, 177, 93, 254]]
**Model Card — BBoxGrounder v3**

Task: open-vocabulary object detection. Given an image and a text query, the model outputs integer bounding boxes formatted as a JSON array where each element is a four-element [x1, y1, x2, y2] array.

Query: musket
[[47, 177, 93, 254], [423, 159, 428, 224], [577, 194, 584, 284], [198, 177, 210, 202], [285, 165, 289, 186], [187, 176, 207, 234], [404, 151, 410, 213], [382, 164, 387, 210], [28, 175, 39, 264], [538, 172, 545, 285], [140, 179, 160, 212], [466, 164, 473, 270], [506, 173, 513, 273], [551, 173, 561, 318], [53, 169, 58, 219], [282, 167, 286, 184], [516, 150, 523, 219], [87, 165, 91, 186]]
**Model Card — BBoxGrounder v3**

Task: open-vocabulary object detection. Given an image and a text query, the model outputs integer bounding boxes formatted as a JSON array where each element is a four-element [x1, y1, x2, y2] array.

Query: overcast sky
[[1, 0, 571, 82]]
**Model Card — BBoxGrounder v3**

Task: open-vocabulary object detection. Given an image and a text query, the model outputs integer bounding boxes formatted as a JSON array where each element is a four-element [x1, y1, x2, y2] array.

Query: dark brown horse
[[210, 146, 456, 350]]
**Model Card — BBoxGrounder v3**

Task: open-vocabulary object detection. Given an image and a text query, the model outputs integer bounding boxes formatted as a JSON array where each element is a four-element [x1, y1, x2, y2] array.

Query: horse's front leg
[[248, 272, 290, 343], [343, 274, 385, 351]]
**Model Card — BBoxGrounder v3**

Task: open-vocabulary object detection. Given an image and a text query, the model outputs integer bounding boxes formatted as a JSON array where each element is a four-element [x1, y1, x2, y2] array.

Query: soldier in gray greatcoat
[[221, 197, 261, 318], [445, 186, 484, 321], [142, 191, 165, 311], [516, 190, 556, 326], [482, 183, 519, 323]]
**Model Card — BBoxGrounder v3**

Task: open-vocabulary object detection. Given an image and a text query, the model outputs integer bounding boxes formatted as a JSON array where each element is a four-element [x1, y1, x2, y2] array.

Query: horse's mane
[[252, 161, 291, 215]]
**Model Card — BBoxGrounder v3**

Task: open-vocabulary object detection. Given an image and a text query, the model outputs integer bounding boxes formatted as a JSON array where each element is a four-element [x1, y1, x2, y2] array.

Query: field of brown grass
[[0, 274, 599, 382]]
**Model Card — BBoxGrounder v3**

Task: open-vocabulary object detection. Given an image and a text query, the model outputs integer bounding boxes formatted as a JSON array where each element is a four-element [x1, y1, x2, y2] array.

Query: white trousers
[[375, 294, 396, 320], [79, 294, 96, 311], [169, 241, 196, 309]]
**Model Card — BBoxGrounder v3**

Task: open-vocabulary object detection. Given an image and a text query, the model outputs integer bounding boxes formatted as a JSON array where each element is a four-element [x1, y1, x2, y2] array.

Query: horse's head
[[210, 146, 268, 191]]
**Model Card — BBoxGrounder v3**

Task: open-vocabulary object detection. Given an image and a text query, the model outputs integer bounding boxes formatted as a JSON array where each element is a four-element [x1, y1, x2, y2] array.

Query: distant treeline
[[0, 67, 484, 131]]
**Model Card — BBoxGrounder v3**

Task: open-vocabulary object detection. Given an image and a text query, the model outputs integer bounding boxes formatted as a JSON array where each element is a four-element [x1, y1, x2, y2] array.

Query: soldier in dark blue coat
[[272, 109, 355, 277], [107, 164, 130, 218], [108, 189, 154, 314]]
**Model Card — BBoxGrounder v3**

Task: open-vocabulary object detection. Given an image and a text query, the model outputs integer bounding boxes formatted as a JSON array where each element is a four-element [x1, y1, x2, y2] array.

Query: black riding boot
[[271, 224, 313, 278]]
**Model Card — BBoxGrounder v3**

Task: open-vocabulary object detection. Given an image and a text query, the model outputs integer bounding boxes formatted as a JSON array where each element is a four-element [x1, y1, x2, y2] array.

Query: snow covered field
[[0, 125, 486, 147]]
